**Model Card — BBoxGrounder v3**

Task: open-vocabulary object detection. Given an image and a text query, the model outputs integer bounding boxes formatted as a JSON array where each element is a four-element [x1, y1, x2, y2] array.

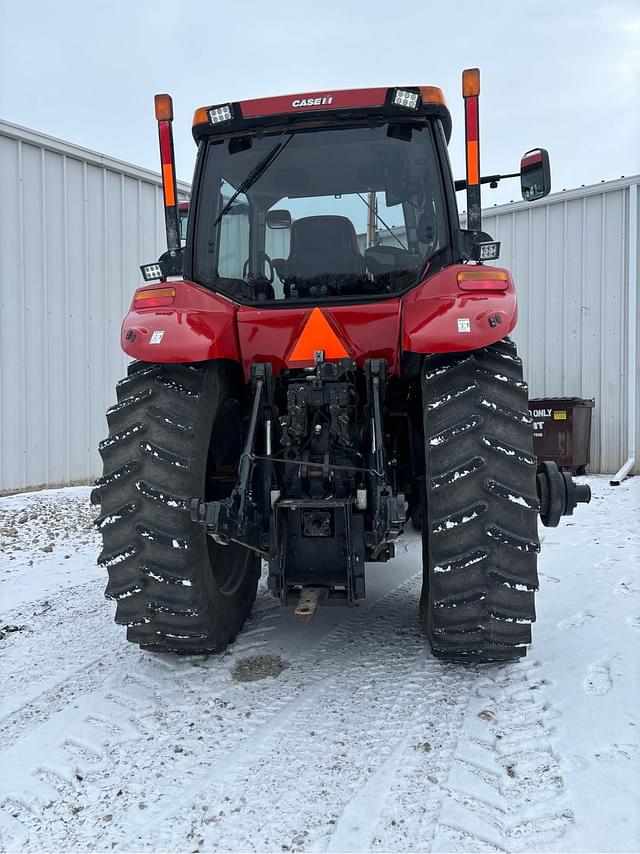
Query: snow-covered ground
[[0, 476, 638, 853]]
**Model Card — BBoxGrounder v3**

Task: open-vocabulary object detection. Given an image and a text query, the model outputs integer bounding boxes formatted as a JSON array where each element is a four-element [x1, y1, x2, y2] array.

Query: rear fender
[[121, 280, 241, 364], [401, 264, 517, 354]]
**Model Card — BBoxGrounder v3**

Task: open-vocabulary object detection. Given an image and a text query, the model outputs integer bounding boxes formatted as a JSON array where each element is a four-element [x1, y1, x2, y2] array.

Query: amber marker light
[[134, 287, 176, 308], [154, 93, 174, 121], [193, 107, 210, 126], [462, 68, 480, 97], [457, 269, 509, 291], [419, 86, 446, 106]]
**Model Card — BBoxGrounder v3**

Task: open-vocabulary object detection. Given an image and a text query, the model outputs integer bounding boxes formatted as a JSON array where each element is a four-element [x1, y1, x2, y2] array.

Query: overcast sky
[[1, 0, 638, 206]]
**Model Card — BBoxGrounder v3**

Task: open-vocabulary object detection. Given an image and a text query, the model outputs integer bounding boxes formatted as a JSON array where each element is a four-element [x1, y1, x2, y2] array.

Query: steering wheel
[[243, 252, 274, 284]]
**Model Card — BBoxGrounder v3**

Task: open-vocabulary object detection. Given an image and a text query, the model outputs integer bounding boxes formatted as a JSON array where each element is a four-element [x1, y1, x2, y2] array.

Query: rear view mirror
[[520, 148, 551, 201], [267, 209, 292, 229]]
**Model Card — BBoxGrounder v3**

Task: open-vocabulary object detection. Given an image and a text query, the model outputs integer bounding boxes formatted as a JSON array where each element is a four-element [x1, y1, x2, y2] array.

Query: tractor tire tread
[[420, 338, 539, 662], [95, 361, 260, 654]]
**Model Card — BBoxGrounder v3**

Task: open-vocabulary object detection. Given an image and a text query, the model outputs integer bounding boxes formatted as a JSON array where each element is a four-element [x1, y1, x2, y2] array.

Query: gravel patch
[[231, 654, 289, 682]]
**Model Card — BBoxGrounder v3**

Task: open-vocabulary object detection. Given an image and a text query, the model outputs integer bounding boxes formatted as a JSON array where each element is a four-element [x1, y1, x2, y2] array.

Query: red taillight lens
[[457, 270, 509, 291], [133, 287, 176, 308]]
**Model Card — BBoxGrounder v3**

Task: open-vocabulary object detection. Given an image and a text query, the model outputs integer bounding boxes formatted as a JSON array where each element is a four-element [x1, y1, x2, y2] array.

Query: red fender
[[121, 280, 241, 363], [401, 264, 518, 354], [121, 266, 518, 373]]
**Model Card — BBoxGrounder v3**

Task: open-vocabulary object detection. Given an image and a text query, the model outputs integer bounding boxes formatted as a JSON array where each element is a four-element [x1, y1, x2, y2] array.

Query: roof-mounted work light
[[392, 89, 419, 109], [140, 263, 164, 283], [476, 241, 500, 261], [209, 104, 233, 124], [192, 104, 234, 126]]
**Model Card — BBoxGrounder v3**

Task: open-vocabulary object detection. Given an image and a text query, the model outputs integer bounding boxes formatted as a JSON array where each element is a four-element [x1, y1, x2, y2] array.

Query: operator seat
[[283, 216, 366, 286]]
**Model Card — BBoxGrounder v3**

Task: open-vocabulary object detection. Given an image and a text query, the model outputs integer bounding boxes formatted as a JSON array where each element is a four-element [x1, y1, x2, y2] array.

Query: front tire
[[419, 339, 540, 662], [93, 361, 260, 654]]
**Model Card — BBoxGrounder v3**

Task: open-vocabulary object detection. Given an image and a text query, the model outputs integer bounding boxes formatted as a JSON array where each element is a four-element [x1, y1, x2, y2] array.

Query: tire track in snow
[[121, 580, 574, 854], [365, 671, 475, 852], [116, 576, 429, 852], [323, 739, 408, 852], [0, 578, 421, 852], [326, 661, 574, 853], [324, 665, 471, 853], [0, 580, 119, 735], [430, 662, 574, 852], [1, 576, 576, 853], [0, 586, 281, 749], [128, 592, 572, 851], [0, 596, 285, 851]]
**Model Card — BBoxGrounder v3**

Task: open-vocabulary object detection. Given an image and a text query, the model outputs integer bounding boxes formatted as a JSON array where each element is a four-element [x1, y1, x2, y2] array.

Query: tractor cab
[[186, 87, 453, 305], [148, 84, 551, 305]]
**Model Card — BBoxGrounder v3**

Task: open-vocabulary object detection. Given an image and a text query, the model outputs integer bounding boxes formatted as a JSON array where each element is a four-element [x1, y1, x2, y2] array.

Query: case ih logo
[[291, 96, 333, 108]]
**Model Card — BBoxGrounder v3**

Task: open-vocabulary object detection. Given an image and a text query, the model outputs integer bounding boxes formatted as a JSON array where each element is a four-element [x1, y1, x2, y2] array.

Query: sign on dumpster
[[529, 406, 568, 438], [528, 398, 594, 473]]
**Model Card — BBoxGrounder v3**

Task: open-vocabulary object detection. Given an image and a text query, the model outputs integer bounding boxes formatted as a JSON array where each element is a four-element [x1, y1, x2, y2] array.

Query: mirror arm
[[455, 171, 522, 192]]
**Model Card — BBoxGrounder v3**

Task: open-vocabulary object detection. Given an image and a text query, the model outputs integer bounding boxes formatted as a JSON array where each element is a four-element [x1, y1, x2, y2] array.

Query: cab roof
[[192, 86, 451, 143]]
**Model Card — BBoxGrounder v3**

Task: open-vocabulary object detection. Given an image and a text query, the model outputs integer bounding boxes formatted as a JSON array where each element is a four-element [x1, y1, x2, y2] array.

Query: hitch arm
[[236, 371, 266, 525], [190, 363, 273, 549], [364, 359, 405, 553]]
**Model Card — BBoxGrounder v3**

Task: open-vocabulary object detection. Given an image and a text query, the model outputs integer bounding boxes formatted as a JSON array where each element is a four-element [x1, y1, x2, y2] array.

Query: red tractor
[[94, 70, 590, 662]]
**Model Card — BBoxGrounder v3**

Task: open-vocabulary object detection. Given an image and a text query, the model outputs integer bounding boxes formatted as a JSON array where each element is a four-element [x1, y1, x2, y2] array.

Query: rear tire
[[419, 339, 540, 662], [93, 361, 260, 654]]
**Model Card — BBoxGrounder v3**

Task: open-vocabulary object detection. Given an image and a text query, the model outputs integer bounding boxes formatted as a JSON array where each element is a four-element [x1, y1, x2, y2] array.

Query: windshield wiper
[[213, 131, 296, 227], [356, 192, 407, 251]]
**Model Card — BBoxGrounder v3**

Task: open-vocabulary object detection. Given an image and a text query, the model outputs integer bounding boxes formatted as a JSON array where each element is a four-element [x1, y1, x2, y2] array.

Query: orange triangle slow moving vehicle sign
[[288, 308, 349, 364]]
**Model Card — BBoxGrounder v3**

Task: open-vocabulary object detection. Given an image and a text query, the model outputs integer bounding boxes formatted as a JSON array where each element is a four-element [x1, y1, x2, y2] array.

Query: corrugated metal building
[[480, 178, 639, 476], [0, 121, 190, 493], [0, 119, 637, 491]]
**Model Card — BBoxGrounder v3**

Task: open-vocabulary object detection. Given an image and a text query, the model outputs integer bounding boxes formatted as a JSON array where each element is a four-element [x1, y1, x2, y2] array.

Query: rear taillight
[[457, 269, 509, 291], [133, 287, 176, 309]]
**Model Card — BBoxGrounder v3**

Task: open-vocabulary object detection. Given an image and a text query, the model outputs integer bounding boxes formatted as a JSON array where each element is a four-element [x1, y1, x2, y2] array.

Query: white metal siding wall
[[479, 176, 639, 474], [0, 121, 189, 493]]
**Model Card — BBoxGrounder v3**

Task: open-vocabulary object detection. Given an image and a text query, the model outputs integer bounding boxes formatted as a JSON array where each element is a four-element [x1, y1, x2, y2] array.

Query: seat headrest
[[290, 215, 360, 253]]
